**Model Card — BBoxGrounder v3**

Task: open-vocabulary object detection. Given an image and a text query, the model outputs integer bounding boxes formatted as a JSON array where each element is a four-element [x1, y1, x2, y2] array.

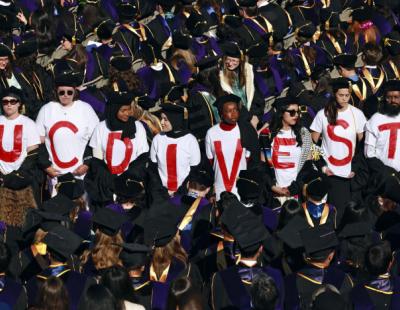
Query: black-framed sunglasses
[[285, 109, 299, 117], [2, 99, 19, 106], [58, 90, 74, 97]]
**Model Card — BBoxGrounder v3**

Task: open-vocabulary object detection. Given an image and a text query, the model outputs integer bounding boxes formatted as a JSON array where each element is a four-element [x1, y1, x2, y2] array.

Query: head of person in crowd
[[144, 200, 188, 280], [362, 43, 383, 67], [55, 173, 86, 220], [131, 94, 161, 135], [277, 199, 302, 230], [159, 90, 189, 136], [119, 243, 150, 281], [187, 167, 213, 199], [295, 21, 318, 46], [13, 38, 40, 74], [0, 43, 12, 75], [95, 19, 115, 45], [365, 241, 394, 277], [167, 278, 204, 310], [349, 7, 380, 48], [310, 66, 332, 95], [270, 96, 302, 146], [35, 276, 69, 310], [221, 41, 246, 86], [236, 167, 265, 207], [325, 77, 352, 125], [300, 225, 338, 268], [238, 0, 258, 18], [79, 284, 119, 310], [81, 208, 127, 270], [333, 53, 357, 80], [193, 55, 223, 98], [310, 285, 346, 310], [380, 80, 400, 116], [1, 87, 24, 119], [169, 31, 197, 75], [101, 266, 140, 308], [213, 94, 240, 125], [54, 72, 81, 107], [302, 170, 330, 204], [108, 54, 142, 93], [114, 174, 146, 209], [383, 29, 400, 59], [250, 273, 278, 310], [29, 10, 57, 56]]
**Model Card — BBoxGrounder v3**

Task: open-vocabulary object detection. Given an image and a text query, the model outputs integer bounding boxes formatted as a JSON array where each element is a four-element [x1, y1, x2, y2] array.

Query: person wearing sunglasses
[[0, 87, 40, 231], [35, 72, 99, 197], [260, 96, 313, 205], [310, 77, 366, 222]]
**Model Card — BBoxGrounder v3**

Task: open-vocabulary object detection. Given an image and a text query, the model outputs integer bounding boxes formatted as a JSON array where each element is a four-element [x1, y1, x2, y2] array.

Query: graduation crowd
[[1, 0, 400, 309]]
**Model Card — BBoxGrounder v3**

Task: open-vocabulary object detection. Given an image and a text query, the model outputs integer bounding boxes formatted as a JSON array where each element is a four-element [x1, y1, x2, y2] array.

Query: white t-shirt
[[150, 133, 201, 192], [89, 120, 149, 175], [271, 129, 301, 187], [0, 115, 40, 174], [310, 105, 366, 177], [205, 124, 249, 200], [364, 112, 400, 171], [36, 100, 99, 175]]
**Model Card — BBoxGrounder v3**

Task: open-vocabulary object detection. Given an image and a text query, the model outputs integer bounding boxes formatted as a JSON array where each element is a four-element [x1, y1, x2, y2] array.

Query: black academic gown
[[0, 275, 27, 310], [210, 262, 285, 310], [284, 264, 353, 309], [26, 263, 94, 310]]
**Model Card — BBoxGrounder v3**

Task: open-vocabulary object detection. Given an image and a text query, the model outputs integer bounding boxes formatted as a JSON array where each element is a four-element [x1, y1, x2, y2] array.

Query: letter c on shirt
[[327, 119, 353, 166], [49, 121, 79, 169]]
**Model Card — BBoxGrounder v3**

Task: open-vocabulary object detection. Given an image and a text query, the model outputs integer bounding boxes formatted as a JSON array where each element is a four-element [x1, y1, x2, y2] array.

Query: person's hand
[[45, 166, 60, 178], [73, 164, 89, 176], [16, 12, 27, 25], [348, 171, 355, 178], [322, 166, 334, 176], [272, 186, 290, 196], [250, 115, 259, 130]]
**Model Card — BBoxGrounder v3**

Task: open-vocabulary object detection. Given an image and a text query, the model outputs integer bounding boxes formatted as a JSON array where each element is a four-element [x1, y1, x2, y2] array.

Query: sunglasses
[[2, 99, 19, 105], [285, 109, 299, 117], [58, 90, 74, 96]]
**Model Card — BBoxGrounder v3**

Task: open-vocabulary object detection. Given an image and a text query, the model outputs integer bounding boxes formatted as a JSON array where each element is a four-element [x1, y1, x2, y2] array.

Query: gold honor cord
[[389, 60, 400, 79], [351, 79, 367, 101], [178, 197, 202, 230], [362, 67, 385, 94]]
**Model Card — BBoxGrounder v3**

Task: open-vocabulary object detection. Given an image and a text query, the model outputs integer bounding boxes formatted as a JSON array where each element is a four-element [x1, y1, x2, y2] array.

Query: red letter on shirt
[[105, 132, 133, 175], [49, 121, 79, 169], [0, 124, 22, 162], [272, 137, 297, 169], [214, 139, 243, 192], [166, 144, 178, 191], [327, 119, 353, 166], [378, 122, 400, 159]]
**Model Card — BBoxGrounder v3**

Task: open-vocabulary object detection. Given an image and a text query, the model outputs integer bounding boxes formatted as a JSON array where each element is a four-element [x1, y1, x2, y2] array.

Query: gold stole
[[178, 197, 202, 230], [301, 202, 329, 227], [389, 60, 400, 79], [362, 67, 385, 94], [122, 23, 147, 42], [300, 47, 312, 77], [149, 263, 170, 283], [351, 79, 367, 101], [325, 33, 342, 54]]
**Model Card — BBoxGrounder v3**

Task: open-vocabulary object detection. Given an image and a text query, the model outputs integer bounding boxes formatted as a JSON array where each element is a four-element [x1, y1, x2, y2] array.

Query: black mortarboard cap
[[136, 95, 156, 110], [383, 79, 400, 93], [56, 173, 84, 200], [54, 71, 82, 87], [312, 290, 346, 310], [14, 39, 38, 58], [43, 225, 83, 259], [108, 80, 135, 106], [92, 208, 130, 236], [221, 195, 268, 253], [195, 55, 220, 71], [35, 210, 70, 231], [375, 169, 400, 203], [272, 96, 295, 110], [0, 43, 12, 57], [310, 65, 331, 81], [330, 77, 352, 91], [42, 194, 76, 216], [221, 41, 242, 58], [95, 19, 115, 41], [164, 83, 185, 103], [119, 243, 150, 268], [295, 21, 317, 39], [246, 42, 269, 59], [140, 42, 161, 65], [223, 15, 243, 28], [172, 31, 192, 50], [186, 11, 209, 37], [300, 225, 338, 256], [237, 168, 263, 200], [351, 7, 373, 23], [117, 1, 139, 22], [338, 222, 372, 239], [237, 0, 258, 7], [114, 174, 144, 199], [303, 169, 330, 200], [144, 200, 184, 247], [333, 53, 357, 68], [213, 94, 241, 111], [1, 86, 22, 102], [276, 215, 308, 249], [110, 55, 133, 71], [159, 102, 188, 130], [383, 31, 400, 56], [320, 9, 340, 29]]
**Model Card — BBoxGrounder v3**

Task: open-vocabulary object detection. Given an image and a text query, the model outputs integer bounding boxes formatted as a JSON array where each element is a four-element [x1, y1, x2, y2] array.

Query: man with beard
[[365, 80, 400, 173]]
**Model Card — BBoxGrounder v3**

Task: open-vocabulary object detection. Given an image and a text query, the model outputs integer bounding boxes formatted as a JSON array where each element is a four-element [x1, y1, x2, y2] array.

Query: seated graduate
[[26, 225, 94, 310], [283, 225, 353, 309], [210, 192, 284, 310], [351, 241, 400, 309]]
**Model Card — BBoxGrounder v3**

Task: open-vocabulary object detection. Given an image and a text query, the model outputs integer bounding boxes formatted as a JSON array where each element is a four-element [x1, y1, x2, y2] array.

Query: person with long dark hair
[[260, 97, 312, 204], [32, 276, 69, 310], [310, 78, 366, 221]]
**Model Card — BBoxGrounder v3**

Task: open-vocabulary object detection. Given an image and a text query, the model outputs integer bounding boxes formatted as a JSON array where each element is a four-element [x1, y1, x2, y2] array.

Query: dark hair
[[194, 65, 224, 98], [277, 199, 301, 230], [362, 43, 383, 66], [338, 201, 369, 229], [30, 11, 57, 55], [250, 273, 278, 310], [0, 243, 10, 273], [47, 248, 67, 264], [79, 284, 120, 310], [36, 276, 69, 310], [270, 102, 303, 146], [100, 266, 139, 304], [167, 278, 204, 310], [324, 86, 351, 125], [312, 71, 332, 95], [365, 241, 392, 276]]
